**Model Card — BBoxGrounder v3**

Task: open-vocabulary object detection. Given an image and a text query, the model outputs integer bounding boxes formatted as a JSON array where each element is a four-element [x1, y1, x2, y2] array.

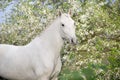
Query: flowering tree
[[0, 0, 120, 80]]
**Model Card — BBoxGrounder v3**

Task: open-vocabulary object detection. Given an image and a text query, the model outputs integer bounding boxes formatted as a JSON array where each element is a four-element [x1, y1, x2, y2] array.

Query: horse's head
[[59, 11, 77, 45]]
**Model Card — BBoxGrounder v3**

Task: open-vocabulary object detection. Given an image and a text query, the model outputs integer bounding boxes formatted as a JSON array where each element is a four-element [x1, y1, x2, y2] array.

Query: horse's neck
[[28, 18, 63, 56], [41, 22, 64, 50]]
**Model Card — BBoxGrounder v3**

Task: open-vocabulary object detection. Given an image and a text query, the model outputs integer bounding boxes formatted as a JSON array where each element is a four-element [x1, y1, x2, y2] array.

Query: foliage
[[0, 0, 13, 9], [0, 0, 120, 80]]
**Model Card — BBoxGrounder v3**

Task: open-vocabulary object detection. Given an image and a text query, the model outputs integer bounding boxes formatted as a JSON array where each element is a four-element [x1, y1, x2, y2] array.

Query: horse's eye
[[61, 24, 64, 27]]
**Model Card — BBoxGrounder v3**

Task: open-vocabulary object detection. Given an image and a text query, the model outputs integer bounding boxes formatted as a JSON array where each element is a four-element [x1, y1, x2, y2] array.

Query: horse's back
[[0, 44, 16, 56], [0, 44, 36, 80]]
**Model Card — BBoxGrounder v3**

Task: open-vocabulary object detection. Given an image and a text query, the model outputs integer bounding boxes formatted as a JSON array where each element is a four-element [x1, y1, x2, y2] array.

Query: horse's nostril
[[70, 38, 77, 45], [71, 39, 74, 43]]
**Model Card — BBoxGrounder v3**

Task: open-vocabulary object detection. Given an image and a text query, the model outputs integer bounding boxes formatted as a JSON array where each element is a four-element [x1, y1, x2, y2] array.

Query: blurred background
[[0, 0, 120, 80]]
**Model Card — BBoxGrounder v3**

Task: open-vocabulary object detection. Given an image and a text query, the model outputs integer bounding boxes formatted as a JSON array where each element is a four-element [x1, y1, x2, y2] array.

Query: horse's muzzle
[[70, 38, 77, 45]]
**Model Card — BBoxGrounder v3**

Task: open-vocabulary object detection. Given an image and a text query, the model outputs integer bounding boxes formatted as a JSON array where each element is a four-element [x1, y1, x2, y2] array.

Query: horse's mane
[[37, 16, 60, 37], [46, 16, 60, 29]]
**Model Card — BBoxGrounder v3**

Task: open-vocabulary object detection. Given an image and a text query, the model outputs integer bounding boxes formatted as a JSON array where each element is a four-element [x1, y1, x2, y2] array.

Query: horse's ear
[[68, 9, 72, 16], [58, 10, 62, 16]]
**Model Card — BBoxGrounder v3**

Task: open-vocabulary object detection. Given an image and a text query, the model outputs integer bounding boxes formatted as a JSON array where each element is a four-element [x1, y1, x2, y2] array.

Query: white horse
[[0, 12, 77, 80]]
